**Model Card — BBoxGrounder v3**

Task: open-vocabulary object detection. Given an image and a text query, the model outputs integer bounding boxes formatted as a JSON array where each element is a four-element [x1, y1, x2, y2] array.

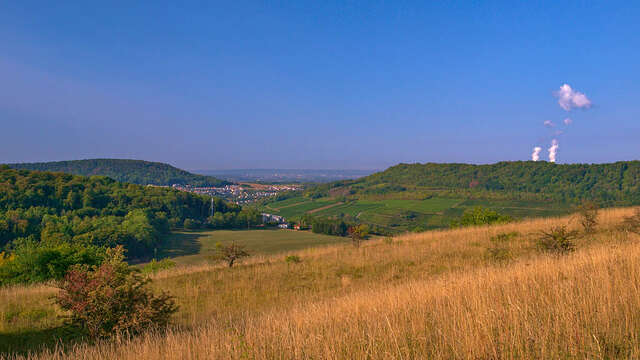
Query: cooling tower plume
[[554, 84, 592, 111], [531, 147, 542, 161], [548, 139, 559, 163]]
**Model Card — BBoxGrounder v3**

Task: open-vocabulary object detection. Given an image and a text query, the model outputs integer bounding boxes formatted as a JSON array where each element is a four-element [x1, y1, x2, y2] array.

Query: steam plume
[[554, 84, 592, 111], [532, 147, 542, 161], [548, 139, 559, 163]]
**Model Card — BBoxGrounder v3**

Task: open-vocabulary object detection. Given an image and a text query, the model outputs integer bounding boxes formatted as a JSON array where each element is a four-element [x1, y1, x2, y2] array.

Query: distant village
[[170, 183, 302, 204]]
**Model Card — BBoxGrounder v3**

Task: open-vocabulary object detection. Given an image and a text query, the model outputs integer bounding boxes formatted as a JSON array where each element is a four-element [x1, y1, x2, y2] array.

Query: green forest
[[7, 159, 230, 187], [0, 166, 251, 285]]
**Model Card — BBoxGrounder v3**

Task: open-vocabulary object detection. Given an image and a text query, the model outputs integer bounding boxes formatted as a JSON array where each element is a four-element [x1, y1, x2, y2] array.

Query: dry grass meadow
[[2, 207, 640, 359]]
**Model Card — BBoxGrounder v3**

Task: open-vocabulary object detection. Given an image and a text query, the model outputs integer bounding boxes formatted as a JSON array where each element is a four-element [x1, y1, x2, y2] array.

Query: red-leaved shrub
[[55, 246, 178, 339]]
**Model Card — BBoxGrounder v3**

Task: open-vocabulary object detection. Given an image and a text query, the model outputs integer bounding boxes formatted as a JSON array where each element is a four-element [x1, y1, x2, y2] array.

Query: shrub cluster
[[536, 226, 579, 254]]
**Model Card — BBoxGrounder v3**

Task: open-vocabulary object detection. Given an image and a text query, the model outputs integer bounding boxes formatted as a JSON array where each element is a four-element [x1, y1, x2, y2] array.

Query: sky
[[1, 1, 639, 170]]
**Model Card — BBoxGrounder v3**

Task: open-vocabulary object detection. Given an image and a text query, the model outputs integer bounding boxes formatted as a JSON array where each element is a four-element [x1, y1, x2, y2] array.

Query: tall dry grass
[[3, 207, 640, 359]]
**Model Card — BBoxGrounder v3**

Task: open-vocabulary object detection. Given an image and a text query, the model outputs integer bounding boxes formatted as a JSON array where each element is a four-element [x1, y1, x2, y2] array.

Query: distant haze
[[196, 169, 377, 183]]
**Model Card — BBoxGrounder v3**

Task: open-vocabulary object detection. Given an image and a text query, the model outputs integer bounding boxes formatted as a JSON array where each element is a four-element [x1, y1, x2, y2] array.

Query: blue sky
[[1, 1, 638, 170]]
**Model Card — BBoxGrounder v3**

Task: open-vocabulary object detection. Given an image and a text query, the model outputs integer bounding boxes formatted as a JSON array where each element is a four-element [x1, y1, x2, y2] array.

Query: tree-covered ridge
[[0, 166, 236, 258], [7, 159, 231, 187], [0, 167, 265, 285], [301, 161, 640, 205]]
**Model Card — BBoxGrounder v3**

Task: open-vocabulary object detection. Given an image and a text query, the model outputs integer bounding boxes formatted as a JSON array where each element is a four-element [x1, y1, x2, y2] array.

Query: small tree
[[55, 246, 178, 339], [578, 201, 599, 234], [537, 226, 579, 255], [214, 242, 250, 267], [348, 224, 369, 248]]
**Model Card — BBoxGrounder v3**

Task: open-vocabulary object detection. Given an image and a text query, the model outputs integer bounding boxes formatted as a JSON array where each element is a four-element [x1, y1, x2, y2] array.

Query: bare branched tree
[[578, 201, 599, 234]]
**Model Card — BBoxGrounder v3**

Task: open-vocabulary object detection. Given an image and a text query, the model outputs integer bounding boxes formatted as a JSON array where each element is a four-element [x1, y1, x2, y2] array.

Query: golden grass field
[[2, 207, 640, 359]]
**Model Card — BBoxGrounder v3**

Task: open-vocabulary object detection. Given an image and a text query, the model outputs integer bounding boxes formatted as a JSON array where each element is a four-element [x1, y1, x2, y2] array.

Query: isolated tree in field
[[578, 201, 599, 234], [214, 242, 250, 267], [55, 246, 178, 339], [348, 224, 369, 248]]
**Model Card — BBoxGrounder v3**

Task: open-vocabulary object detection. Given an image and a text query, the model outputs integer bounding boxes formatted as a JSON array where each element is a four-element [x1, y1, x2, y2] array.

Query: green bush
[[0, 242, 105, 286], [450, 207, 513, 228], [285, 255, 302, 264], [183, 218, 200, 230], [55, 246, 178, 339]]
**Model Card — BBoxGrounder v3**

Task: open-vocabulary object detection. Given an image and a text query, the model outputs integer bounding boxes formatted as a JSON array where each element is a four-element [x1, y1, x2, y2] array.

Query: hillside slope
[[261, 161, 640, 233], [344, 161, 640, 204], [5, 207, 640, 358], [7, 159, 230, 187]]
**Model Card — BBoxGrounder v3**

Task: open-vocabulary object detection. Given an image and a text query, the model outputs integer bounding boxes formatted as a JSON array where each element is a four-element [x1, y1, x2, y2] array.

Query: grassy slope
[[2, 207, 640, 358]]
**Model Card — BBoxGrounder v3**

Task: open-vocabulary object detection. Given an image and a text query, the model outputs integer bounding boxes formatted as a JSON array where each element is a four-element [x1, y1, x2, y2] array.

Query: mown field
[[157, 229, 348, 265], [2, 207, 640, 359], [262, 195, 572, 232]]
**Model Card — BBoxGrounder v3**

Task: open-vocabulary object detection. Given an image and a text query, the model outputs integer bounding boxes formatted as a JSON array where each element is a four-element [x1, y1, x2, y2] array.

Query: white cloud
[[563, 118, 573, 125], [554, 84, 592, 111], [543, 120, 554, 127]]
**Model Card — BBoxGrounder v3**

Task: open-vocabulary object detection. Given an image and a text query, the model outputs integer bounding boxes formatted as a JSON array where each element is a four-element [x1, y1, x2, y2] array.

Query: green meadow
[[157, 229, 348, 265]]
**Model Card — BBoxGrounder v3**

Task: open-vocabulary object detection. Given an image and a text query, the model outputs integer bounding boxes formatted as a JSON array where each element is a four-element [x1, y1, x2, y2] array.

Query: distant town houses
[[169, 183, 302, 204], [262, 213, 286, 224]]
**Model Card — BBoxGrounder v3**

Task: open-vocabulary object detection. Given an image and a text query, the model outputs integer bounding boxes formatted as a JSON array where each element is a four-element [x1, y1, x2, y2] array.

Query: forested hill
[[0, 166, 245, 285], [7, 159, 231, 187], [312, 161, 640, 205]]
